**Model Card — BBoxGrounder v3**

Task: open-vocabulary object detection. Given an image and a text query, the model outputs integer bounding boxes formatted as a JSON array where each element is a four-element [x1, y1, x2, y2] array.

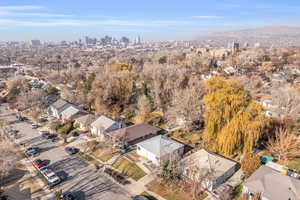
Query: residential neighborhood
[[1, 1, 300, 200]]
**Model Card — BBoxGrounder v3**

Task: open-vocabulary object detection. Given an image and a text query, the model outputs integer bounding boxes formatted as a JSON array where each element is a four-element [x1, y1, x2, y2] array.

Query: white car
[[39, 130, 49, 135], [47, 174, 61, 188], [39, 166, 48, 173], [43, 169, 56, 178]]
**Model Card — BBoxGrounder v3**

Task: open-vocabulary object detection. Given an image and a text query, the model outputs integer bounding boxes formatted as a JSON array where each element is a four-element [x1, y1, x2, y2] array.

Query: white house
[[74, 114, 97, 131], [90, 115, 121, 140], [47, 99, 72, 119], [60, 104, 85, 121], [136, 135, 184, 166], [178, 149, 238, 191]]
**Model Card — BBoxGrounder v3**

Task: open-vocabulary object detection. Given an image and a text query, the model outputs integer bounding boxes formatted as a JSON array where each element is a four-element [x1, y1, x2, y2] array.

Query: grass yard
[[232, 183, 243, 200], [140, 192, 158, 200], [78, 151, 101, 165], [112, 158, 146, 181], [288, 158, 300, 171], [147, 180, 207, 200], [168, 130, 202, 148], [92, 149, 114, 162]]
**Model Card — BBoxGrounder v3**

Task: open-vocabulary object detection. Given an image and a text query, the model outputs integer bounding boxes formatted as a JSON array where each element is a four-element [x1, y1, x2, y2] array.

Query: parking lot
[[0, 104, 131, 200]]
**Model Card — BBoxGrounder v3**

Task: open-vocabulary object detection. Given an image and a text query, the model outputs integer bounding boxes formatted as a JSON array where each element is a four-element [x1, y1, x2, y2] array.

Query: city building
[[31, 40, 41, 47]]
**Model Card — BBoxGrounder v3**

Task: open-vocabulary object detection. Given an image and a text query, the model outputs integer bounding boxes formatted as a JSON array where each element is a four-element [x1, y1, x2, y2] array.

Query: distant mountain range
[[197, 26, 300, 47]]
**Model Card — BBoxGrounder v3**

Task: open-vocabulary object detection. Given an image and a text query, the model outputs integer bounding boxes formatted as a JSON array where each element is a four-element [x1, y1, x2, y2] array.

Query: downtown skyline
[[1, 0, 300, 41]]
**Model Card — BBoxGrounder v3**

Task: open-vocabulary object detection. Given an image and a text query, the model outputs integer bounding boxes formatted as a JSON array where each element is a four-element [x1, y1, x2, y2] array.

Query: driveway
[[0, 103, 131, 200]]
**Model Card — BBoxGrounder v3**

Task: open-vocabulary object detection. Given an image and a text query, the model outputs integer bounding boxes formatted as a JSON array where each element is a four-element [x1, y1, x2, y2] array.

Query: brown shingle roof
[[109, 124, 160, 143]]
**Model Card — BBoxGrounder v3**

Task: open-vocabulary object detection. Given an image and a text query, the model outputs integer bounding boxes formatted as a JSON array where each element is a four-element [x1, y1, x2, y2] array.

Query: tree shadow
[[49, 157, 89, 174], [56, 170, 69, 182], [3, 183, 32, 200], [43, 159, 51, 165], [39, 146, 58, 153], [73, 191, 86, 200], [1, 168, 28, 187]]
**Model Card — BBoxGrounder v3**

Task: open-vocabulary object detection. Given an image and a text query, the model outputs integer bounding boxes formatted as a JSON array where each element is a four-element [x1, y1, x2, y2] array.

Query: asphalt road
[[0, 104, 131, 200]]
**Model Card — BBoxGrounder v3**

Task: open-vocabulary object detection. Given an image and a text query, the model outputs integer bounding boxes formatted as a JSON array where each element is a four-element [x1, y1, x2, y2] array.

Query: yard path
[[123, 172, 167, 200]]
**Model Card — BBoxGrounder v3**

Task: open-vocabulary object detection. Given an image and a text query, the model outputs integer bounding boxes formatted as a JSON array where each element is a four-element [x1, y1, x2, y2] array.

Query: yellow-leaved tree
[[203, 77, 265, 156]]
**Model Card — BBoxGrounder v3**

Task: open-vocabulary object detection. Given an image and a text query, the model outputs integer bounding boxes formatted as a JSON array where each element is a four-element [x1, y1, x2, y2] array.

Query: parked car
[[43, 169, 56, 178], [31, 124, 39, 129], [61, 192, 76, 200], [72, 131, 80, 137], [39, 166, 49, 173], [25, 147, 39, 156], [46, 134, 57, 140], [39, 130, 49, 135], [65, 147, 78, 155], [17, 115, 27, 121], [33, 159, 45, 168], [47, 175, 61, 188], [11, 129, 19, 134], [39, 117, 48, 122], [133, 196, 149, 200]]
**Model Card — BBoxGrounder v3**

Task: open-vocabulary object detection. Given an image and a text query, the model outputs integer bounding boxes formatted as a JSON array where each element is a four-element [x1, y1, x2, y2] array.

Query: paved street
[[0, 104, 131, 200]]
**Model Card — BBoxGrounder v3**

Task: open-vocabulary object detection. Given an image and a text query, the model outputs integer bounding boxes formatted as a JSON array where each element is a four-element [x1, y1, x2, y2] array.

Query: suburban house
[[178, 149, 238, 191], [90, 115, 121, 140], [47, 99, 72, 119], [74, 114, 97, 131], [60, 104, 86, 121], [243, 165, 300, 200], [109, 124, 161, 147], [136, 135, 184, 166]]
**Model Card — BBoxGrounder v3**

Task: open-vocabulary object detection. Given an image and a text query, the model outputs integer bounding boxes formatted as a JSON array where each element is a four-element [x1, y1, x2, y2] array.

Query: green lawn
[[92, 149, 114, 162], [112, 158, 146, 181], [78, 151, 101, 165], [288, 158, 300, 171], [232, 183, 243, 200], [167, 131, 202, 148]]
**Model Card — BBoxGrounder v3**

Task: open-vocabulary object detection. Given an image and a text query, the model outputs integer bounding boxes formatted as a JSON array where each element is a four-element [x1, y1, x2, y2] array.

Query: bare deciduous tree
[[134, 95, 151, 123], [270, 85, 300, 120], [16, 89, 47, 111], [182, 164, 214, 200], [267, 127, 300, 164], [0, 121, 19, 190], [166, 84, 204, 130]]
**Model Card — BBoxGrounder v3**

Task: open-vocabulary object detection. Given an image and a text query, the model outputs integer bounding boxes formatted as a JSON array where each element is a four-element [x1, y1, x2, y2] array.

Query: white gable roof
[[60, 105, 81, 119], [91, 115, 117, 130], [137, 135, 184, 157]]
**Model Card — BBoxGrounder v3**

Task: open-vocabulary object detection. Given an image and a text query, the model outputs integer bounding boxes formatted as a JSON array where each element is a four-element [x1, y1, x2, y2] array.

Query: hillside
[[197, 26, 300, 47]]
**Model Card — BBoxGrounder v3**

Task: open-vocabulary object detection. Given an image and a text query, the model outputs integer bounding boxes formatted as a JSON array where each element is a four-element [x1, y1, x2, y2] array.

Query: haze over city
[[1, 0, 300, 41]]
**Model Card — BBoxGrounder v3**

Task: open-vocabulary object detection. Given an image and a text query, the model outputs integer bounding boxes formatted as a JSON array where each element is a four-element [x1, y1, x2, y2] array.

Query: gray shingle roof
[[91, 115, 117, 130], [60, 105, 81, 119], [75, 114, 97, 126], [137, 135, 184, 157], [244, 165, 300, 200], [51, 99, 69, 110], [179, 149, 237, 179]]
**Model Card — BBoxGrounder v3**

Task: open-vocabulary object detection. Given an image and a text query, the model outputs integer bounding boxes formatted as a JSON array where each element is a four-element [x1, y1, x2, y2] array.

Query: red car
[[33, 159, 45, 168]]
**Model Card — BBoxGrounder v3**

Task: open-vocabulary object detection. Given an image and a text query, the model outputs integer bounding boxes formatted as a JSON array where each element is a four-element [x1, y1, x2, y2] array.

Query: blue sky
[[1, 0, 300, 41]]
